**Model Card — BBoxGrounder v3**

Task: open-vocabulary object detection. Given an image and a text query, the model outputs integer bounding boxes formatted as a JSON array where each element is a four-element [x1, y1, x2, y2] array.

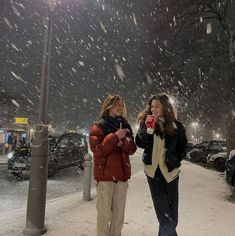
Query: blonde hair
[[99, 94, 127, 119]]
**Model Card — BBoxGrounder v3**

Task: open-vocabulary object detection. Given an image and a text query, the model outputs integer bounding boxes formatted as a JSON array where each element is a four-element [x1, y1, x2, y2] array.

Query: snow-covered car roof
[[229, 149, 235, 159], [207, 152, 227, 163], [210, 152, 227, 159]]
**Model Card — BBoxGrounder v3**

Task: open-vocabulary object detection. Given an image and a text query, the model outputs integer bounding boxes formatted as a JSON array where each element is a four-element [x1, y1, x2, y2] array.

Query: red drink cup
[[146, 115, 156, 134]]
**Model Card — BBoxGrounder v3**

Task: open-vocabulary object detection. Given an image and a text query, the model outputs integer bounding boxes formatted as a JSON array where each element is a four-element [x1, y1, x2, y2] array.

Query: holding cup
[[146, 115, 156, 134]]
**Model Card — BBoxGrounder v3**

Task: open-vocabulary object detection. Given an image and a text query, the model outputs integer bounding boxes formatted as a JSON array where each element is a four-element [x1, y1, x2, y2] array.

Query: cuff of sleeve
[[105, 133, 119, 145]]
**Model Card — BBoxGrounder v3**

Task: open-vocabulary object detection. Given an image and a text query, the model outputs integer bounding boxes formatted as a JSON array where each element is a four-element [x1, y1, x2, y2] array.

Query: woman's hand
[[145, 115, 157, 129], [115, 129, 127, 139], [145, 115, 156, 125]]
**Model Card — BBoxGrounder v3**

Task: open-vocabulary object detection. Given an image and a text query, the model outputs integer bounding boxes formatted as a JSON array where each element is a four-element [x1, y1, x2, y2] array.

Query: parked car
[[225, 149, 235, 187], [207, 152, 227, 172], [194, 141, 210, 149], [187, 140, 227, 163], [187, 142, 195, 152], [7, 132, 88, 178], [185, 141, 210, 161]]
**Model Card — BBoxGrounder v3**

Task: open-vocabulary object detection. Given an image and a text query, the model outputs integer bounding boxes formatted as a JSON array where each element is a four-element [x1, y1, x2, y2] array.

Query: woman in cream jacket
[[135, 94, 187, 236]]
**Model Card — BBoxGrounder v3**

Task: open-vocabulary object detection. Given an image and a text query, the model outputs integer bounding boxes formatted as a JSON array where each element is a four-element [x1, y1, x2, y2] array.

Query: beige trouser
[[96, 181, 128, 236]]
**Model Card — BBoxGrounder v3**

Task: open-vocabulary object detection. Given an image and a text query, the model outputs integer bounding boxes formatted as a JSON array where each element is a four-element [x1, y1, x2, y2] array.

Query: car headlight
[[8, 152, 14, 159]]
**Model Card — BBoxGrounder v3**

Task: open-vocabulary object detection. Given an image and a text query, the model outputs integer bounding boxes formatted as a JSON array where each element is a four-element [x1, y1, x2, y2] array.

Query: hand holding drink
[[115, 129, 127, 147], [146, 115, 156, 134], [115, 129, 127, 139]]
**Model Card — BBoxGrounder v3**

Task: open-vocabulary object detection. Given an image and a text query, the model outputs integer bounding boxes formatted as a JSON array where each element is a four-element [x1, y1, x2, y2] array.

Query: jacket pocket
[[165, 150, 181, 172], [95, 158, 106, 175]]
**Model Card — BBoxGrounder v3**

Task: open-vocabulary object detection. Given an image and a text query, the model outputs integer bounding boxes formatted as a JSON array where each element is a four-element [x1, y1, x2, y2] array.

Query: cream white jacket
[[144, 135, 180, 183]]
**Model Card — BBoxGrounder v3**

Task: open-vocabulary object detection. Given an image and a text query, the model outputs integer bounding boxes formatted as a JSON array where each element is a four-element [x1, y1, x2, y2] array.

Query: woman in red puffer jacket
[[89, 94, 136, 236]]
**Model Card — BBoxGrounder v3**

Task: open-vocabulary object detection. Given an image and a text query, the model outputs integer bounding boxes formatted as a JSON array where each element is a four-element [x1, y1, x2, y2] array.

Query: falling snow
[[10, 72, 26, 84], [115, 64, 125, 81], [206, 23, 212, 34], [0, 0, 233, 144], [11, 99, 20, 108], [78, 61, 85, 67]]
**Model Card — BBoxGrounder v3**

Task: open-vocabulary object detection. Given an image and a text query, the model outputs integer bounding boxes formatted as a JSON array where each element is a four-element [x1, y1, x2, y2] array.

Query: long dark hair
[[137, 94, 177, 136]]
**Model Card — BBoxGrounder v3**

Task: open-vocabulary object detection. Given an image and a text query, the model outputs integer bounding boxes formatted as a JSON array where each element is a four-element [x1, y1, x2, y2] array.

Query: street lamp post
[[23, 1, 56, 235], [227, 30, 235, 155]]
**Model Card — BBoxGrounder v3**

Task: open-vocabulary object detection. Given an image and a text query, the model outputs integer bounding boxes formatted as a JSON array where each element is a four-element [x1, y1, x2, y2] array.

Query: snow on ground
[[0, 160, 234, 236]]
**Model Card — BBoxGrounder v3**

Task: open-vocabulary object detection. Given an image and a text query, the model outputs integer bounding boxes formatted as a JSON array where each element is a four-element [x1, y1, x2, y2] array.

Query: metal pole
[[83, 153, 92, 201], [27, 123, 30, 143], [23, 1, 55, 235], [225, 0, 235, 156], [227, 30, 235, 155]]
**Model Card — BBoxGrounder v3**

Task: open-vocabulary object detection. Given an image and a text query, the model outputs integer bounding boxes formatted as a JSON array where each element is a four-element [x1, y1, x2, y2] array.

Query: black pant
[[147, 168, 179, 236]]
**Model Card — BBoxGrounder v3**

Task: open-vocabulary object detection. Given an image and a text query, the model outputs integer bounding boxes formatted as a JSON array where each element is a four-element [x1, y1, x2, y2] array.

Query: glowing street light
[[191, 122, 199, 143], [169, 97, 175, 105]]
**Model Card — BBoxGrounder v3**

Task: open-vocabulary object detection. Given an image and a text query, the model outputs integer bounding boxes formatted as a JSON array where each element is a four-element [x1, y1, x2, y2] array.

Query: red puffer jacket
[[89, 124, 137, 182]]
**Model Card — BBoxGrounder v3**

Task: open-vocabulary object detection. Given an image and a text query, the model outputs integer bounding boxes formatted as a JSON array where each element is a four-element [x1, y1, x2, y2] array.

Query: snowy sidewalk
[[0, 161, 235, 236]]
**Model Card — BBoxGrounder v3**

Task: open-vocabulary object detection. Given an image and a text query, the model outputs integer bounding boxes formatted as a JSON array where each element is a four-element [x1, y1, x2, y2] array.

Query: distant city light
[[169, 97, 175, 105], [191, 121, 199, 127]]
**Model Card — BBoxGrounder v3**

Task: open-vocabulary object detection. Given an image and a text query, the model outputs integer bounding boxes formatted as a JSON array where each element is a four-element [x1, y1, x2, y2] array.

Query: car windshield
[[74, 136, 86, 146], [58, 137, 70, 146], [208, 141, 220, 150], [198, 141, 209, 148]]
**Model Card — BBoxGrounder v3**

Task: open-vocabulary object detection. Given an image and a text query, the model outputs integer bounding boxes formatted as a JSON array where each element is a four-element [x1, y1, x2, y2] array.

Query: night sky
[[0, 0, 234, 139]]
